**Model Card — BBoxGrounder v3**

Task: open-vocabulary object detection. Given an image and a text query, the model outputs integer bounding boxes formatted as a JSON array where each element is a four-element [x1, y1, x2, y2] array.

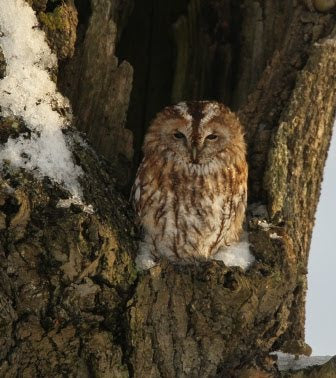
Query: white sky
[[306, 125, 336, 356]]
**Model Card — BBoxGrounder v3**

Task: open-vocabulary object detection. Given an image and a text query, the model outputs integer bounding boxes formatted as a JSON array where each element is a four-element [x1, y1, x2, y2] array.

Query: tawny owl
[[132, 101, 247, 268]]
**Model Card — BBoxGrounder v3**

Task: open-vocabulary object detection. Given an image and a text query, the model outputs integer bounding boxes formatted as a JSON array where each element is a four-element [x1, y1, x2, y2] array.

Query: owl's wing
[[130, 165, 142, 212], [130, 160, 158, 238], [130, 162, 146, 232]]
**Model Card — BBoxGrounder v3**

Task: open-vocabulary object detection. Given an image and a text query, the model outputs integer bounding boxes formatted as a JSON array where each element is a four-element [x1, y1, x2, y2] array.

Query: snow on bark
[[136, 232, 255, 271], [213, 232, 255, 270], [275, 352, 333, 371], [0, 0, 83, 198]]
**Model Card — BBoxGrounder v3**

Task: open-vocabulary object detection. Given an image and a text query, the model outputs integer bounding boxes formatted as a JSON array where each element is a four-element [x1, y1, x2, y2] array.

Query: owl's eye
[[174, 132, 186, 139], [206, 134, 218, 140]]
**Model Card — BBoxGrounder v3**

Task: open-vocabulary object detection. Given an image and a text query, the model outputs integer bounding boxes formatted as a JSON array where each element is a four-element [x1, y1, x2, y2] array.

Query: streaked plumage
[[132, 101, 247, 264]]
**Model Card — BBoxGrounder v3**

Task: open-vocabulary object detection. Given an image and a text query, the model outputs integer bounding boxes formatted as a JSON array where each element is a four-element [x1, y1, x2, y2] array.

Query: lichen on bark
[[128, 222, 298, 377], [38, 1, 78, 60], [0, 119, 137, 376], [1, 0, 336, 376], [59, 0, 134, 187], [263, 30, 336, 345]]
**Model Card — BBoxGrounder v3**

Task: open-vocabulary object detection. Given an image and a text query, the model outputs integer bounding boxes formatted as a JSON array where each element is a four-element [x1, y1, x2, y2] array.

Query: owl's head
[[143, 101, 246, 168]]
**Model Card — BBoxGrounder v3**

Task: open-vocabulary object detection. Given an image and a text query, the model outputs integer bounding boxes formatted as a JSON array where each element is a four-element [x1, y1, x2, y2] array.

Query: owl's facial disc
[[144, 101, 245, 167]]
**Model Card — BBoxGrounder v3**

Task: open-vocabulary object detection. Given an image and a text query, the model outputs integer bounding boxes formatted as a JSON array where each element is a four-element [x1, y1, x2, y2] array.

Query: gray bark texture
[[1, 0, 336, 377]]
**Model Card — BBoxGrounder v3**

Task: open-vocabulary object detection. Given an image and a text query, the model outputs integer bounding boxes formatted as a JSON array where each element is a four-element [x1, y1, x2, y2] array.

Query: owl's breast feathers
[[132, 157, 247, 261]]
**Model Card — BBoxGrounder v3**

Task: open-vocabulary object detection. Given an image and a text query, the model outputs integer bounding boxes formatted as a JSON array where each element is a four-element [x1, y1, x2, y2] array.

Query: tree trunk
[[1, 0, 336, 377]]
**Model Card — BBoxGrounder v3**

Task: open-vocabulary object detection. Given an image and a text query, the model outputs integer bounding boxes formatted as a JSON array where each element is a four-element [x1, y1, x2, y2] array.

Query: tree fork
[[0, 0, 336, 376]]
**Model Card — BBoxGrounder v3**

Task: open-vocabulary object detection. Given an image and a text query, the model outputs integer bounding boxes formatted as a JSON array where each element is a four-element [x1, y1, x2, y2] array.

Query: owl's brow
[[166, 105, 191, 123], [186, 103, 204, 141], [173, 102, 193, 122], [174, 101, 222, 140], [200, 102, 220, 126], [187, 102, 222, 141]]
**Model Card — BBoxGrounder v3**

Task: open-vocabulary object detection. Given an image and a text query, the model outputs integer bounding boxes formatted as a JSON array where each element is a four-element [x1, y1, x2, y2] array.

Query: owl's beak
[[191, 146, 197, 162]]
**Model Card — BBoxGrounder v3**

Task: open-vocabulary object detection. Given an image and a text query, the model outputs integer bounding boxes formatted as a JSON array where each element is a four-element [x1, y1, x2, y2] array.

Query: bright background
[[306, 126, 336, 356]]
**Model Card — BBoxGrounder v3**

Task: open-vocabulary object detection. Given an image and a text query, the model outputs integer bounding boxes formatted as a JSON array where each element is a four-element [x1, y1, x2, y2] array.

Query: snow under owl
[[132, 101, 248, 269]]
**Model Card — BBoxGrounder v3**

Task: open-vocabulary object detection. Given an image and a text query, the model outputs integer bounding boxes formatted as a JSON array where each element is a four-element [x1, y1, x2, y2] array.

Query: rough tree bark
[[1, 0, 336, 377]]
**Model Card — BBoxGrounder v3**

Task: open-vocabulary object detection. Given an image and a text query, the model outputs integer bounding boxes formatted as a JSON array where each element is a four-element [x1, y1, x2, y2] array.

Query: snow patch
[[0, 0, 83, 197], [136, 242, 157, 270], [213, 232, 255, 270], [275, 352, 332, 371], [270, 232, 282, 240], [136, 233, 255, 271], [257, 219, 272, 231], [57, 197, 94, 214]]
